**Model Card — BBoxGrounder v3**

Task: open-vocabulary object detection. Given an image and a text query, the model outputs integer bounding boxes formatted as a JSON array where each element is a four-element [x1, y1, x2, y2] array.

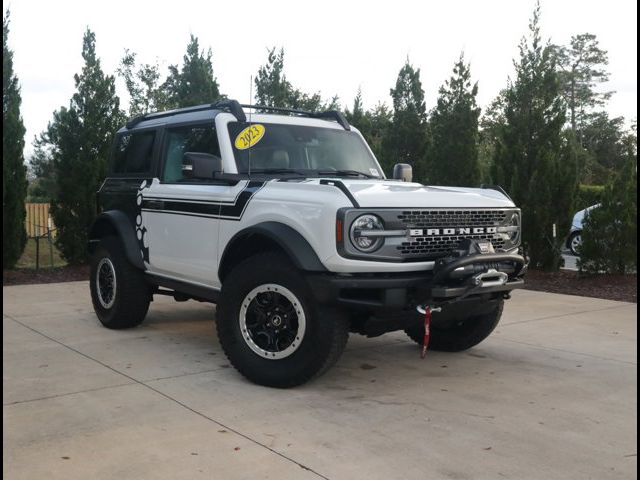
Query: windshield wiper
[[316, 169, 376, 179], [249, 168, 310, 176]]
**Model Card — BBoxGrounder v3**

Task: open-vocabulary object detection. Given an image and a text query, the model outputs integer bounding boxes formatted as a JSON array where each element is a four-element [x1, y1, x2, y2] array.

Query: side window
[[163, 124, 220, 182], [112, 130, 155, 174]]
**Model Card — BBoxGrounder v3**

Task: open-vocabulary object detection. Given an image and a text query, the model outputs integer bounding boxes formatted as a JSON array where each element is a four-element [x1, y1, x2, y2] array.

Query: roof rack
[[240, 104, 351, 130], [124, 99, 350, 131], [125, 99, 246, 129]]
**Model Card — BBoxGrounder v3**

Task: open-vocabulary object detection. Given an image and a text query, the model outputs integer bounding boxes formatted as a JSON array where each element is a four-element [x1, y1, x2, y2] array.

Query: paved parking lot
[[3, 281, 637, 480]]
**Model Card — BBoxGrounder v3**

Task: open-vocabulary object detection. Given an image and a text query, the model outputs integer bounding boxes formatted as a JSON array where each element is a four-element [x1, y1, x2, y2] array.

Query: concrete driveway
[[3, 282, 637, 480]]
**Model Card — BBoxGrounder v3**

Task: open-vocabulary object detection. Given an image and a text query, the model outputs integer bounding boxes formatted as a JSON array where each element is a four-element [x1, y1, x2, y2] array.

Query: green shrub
[[575, 184, 605, 211], [578, 156, 637, 274]]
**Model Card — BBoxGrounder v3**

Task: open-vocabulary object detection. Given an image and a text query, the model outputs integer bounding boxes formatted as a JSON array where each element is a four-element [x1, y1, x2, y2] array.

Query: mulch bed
[[3, 264, 636, 303], [3, 265, 90, 286], [524, 269, 637, 303]]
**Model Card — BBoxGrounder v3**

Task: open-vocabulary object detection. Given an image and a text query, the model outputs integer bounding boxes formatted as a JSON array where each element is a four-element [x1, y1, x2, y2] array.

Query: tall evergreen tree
[[427, 54, 480, 186], [478, 90, 508, 183], [345, 88, 365, 126], [254, 47, 338, 112], [255, 48, 292, 108], [383, 60, 428, 180], [164, 35, 221, 108], [578, 111, 629, 183], [345, 90, 392, 167], [44, 29, 123, 263], [493, 3, 577, 270], [3, 10, 28, 269], [117, 50, 170, 116], [554, 33, 613, 134]]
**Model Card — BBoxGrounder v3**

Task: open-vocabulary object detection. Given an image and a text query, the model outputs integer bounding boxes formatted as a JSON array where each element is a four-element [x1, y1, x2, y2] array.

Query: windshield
[[227, 122, 383, 178]]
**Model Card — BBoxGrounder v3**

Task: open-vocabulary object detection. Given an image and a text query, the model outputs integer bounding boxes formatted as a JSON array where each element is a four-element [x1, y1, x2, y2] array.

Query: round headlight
[[350, 214, 384, 252], [508, 212, 520, 243]]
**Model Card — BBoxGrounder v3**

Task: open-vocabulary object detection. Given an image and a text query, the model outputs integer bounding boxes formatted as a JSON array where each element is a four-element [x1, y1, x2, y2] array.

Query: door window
[[112, 130, 156, 174], [163, 124, 220, 182]]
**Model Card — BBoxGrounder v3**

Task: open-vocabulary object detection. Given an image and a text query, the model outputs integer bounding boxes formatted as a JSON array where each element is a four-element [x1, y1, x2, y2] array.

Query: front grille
[[398, 209, 508, 228], [396, 209, 511, 259]]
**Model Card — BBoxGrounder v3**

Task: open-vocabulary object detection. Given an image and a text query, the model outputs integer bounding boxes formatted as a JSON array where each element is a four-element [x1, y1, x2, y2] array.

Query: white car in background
[[567, 204, 600, 255]]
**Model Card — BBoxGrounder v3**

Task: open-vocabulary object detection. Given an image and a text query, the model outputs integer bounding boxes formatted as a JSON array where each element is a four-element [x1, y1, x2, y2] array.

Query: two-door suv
[[89, 100, 526, 387]]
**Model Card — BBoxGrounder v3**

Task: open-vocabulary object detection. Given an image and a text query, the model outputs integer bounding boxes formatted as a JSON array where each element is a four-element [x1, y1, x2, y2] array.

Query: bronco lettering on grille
[[412, 227, 498, 237]]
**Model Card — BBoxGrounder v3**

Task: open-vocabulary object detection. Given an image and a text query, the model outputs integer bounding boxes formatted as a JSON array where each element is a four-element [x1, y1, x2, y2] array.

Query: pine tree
[[383, 60, 428, 181], [164, 35, 221, 108], [3, 10, 28, 269], [44, 29, 123, 263], [427, 54, 480, 186], [492, 3, 577, 270], [554, 33, 613, 135]]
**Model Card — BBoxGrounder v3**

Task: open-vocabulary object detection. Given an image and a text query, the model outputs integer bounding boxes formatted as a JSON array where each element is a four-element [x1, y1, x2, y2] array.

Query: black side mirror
[[182, 152, 222, 179], [393, 163, 413, 182]]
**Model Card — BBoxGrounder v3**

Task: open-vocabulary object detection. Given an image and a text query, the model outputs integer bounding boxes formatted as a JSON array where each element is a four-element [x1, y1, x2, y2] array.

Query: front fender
[[219, 222, 327, 280]]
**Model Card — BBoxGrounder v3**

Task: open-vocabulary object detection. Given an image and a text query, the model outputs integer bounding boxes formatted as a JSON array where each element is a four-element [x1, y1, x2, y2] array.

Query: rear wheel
[[90, 236, 151, 329], [216, 252, 349, 388], [405, 300, 504, 352]]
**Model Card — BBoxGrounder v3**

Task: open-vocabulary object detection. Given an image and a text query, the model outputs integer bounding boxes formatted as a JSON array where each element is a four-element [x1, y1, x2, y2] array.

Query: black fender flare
[[219, 222, 327, 280], [88, 210, 145, 270]]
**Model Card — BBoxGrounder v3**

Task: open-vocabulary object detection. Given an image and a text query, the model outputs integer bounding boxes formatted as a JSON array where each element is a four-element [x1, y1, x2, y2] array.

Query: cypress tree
[[164, 35, 221, 108], [3, 10, 28, 269], [383, 60, 428, 181], [45, 29, 123, 263], [427, 54, 481, 186], [492, 3, 576, 270], [254, 47, 338, 112]]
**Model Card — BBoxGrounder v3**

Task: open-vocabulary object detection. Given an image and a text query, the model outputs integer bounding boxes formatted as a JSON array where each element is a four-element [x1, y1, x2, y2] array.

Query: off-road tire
[[90, 236, 151, 329], [216, 252, 349, 388], [405, 300, 504, 352]]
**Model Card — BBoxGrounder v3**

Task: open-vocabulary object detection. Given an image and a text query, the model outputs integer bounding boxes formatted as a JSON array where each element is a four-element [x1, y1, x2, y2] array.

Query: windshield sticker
[[234, 124, 265, 150], [370, 168, 381, 177]]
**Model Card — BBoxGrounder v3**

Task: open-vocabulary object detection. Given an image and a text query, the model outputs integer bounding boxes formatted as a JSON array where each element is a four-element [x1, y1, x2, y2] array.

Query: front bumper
[[307, 251, 526, 310]]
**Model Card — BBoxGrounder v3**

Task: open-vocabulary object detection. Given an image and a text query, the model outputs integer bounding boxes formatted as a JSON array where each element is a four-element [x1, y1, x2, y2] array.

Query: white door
[[139, 122, 232, 288]]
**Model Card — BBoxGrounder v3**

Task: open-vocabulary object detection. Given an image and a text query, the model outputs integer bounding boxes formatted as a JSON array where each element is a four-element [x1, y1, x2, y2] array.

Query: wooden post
[[35, 224, 40, 271]]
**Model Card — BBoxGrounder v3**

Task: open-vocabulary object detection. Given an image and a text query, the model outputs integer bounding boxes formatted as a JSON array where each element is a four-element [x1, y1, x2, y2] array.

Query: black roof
[[121, 99, 350, 132]]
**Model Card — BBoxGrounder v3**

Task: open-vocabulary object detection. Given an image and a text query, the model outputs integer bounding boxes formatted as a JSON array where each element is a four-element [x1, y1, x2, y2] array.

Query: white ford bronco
[[89, 100, 526, 387]]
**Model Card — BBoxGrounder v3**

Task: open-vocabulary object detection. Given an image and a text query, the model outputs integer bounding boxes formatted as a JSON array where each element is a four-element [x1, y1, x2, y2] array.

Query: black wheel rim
[[96, 258, 117, 309], [239, 284, 306, 359]]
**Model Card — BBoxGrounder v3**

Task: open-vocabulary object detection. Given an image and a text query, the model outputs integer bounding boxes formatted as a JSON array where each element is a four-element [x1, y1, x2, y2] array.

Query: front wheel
[[216, 253, 349, 388], [405, 300, 504, 352]]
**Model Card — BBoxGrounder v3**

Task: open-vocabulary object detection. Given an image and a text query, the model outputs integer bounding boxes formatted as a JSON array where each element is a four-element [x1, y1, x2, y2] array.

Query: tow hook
[[416, 305, 442, 358]]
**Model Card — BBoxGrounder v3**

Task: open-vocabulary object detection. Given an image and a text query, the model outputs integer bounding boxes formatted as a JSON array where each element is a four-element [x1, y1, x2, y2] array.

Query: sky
[[5, 0, 638, 159]]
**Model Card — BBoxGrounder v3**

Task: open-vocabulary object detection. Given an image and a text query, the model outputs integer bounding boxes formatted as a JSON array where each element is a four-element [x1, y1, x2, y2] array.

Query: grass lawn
[[16, 238, 67, 269]]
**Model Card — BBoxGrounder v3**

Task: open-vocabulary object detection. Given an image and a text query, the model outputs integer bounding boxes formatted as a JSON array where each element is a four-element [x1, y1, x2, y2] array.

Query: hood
[[313, 179, 516, 208]]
